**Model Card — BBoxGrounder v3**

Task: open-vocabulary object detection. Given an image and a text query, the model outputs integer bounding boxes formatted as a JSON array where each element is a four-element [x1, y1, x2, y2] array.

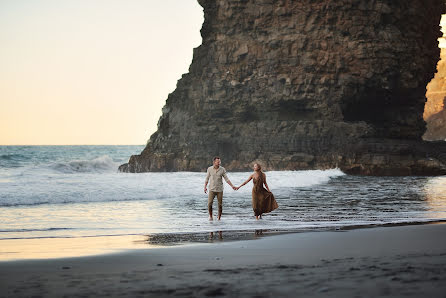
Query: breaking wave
[[0, 169, 344, 207], [49, 155, 119, 173]]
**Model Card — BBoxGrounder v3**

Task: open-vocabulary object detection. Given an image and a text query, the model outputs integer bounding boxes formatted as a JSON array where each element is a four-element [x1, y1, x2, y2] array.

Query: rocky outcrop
[[119, 0, 446, 176], [424, 50, 446, 120], [424, 14, 446, 141], [424, 38, 446, 141], [424, 97, 446, 141]]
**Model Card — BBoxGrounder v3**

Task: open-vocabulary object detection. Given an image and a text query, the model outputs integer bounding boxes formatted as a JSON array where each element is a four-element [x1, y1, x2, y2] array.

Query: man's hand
[[204, 186, 208, 194], [232, 186, 237, 190]]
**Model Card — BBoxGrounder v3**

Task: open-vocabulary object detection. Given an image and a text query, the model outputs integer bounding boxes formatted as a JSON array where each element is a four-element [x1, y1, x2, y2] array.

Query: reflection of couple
[[204, 157, 278, 221]]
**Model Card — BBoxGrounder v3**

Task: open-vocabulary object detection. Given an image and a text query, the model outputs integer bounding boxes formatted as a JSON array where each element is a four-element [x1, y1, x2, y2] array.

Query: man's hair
[[213, 156, 220, 161]]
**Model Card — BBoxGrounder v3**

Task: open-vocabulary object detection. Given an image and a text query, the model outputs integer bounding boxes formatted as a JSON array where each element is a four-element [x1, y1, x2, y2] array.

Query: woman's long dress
[[252, 174, 278, 216]]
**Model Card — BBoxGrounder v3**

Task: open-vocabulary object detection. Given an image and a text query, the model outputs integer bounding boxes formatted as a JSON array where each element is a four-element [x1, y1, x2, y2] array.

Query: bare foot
[[209, 217, 213, 221], [255, 215, 259, 220]]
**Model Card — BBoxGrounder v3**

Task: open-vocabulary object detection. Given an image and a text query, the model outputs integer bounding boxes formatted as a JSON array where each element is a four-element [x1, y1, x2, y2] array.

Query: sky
[[439, 15, 446, 48], [0, 0, 204, 145]]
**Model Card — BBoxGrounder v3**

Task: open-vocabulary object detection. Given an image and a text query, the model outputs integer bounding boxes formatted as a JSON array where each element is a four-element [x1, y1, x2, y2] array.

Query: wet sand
[[1, 223, 446, 297]]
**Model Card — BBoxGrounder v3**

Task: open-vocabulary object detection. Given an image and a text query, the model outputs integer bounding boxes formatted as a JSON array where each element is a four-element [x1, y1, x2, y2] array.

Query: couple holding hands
[[204, 157, 279, 221]]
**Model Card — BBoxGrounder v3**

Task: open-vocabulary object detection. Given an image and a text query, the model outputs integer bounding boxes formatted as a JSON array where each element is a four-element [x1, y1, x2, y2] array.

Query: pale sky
[[0, 0, 203, 145]]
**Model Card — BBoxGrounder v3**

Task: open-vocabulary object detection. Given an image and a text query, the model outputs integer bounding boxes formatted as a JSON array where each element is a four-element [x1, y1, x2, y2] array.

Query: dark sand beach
[[1, 223, 446, 297]]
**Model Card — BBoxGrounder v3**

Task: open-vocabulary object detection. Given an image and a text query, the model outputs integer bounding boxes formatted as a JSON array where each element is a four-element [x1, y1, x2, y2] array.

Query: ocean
[[1, 145, 446, 241]]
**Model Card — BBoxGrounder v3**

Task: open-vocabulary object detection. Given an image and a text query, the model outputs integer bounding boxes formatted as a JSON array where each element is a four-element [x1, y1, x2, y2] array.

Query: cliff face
[[425, 106, 446, 141], [425, 50, 446, 121], [424, 15, 446, 141], [120, 0, 446, 175]]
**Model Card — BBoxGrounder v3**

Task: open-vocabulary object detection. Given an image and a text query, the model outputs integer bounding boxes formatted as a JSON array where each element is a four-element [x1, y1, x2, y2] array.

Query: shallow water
[[0, 145, 446, 240]]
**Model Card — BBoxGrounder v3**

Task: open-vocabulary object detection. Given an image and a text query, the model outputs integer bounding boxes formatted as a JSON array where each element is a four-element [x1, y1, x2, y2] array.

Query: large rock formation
[[425, 105, 446, 141], [424, 31, 446, 141], [119, 0, 446, 175], [424, 51, 446, 121]]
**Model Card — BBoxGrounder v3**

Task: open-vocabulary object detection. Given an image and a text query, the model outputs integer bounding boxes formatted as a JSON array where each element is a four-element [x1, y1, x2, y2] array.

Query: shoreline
[[1, 219, 446, 262], [1, 223, 446, 297]]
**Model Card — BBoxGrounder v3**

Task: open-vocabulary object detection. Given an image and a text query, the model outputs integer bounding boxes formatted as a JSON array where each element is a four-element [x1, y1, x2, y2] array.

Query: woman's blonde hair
[[254, 163, 262, 172]]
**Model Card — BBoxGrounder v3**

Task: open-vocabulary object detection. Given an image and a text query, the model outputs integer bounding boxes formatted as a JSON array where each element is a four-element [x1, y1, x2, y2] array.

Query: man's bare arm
[[204, 170, 210, 193], [223, 172, 236, 190]]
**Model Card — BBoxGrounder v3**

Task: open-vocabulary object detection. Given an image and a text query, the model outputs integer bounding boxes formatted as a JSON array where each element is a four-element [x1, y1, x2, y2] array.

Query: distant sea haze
[[0, 145, 445, 240]]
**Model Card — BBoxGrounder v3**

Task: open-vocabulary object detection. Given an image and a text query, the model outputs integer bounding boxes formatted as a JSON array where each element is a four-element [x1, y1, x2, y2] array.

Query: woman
[[237, 163, 278, 219]]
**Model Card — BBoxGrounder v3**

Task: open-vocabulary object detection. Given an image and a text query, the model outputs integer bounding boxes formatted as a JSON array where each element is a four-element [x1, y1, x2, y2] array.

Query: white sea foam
[[265, 169, 345, 188], [49, 155, 119, 173], [1, 146, 445, 240], [0, 168, 344, 207]]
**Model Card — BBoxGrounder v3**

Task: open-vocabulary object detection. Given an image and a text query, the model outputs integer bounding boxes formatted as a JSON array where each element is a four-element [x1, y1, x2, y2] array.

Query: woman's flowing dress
[[252, 174, 278, 216]]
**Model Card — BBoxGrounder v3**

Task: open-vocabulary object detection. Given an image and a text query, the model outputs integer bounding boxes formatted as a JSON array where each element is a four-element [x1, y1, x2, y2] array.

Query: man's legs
[[208, 191, 223, 220], [208, 191, 217, 220], [217, 192, 223, 220]]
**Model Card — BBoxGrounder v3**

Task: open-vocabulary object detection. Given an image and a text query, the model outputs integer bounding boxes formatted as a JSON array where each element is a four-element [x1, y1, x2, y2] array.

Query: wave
[[49, 155, 119, 173], [0, 169, 345, 207], [0, 153, 27, 160], [0, 153, 29, 168], [267, 168, 345, 188]]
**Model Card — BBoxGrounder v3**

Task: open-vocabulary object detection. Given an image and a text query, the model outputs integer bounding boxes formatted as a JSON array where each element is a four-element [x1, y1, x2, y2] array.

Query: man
[[204, 156, 237, 220]]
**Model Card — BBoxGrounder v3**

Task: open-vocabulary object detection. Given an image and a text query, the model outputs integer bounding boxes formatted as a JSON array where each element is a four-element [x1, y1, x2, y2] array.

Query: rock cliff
[[425, 50, 446, 121], [424, 15, 446, 141], [119, 0, 446, 175]]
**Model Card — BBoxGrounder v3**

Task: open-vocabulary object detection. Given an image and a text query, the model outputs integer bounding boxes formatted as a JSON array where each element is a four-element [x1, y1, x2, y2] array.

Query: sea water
[[0, 145, 446, 240]]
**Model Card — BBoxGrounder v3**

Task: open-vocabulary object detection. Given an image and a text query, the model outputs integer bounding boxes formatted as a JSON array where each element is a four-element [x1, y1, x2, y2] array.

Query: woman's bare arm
[[237, 174, 253, 189], [263, 173, 271, 192]]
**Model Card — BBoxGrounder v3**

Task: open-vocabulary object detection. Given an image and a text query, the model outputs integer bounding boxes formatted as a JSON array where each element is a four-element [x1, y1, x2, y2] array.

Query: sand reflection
[[209, 231, 223, 240], [0, 235, 153, 261]]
